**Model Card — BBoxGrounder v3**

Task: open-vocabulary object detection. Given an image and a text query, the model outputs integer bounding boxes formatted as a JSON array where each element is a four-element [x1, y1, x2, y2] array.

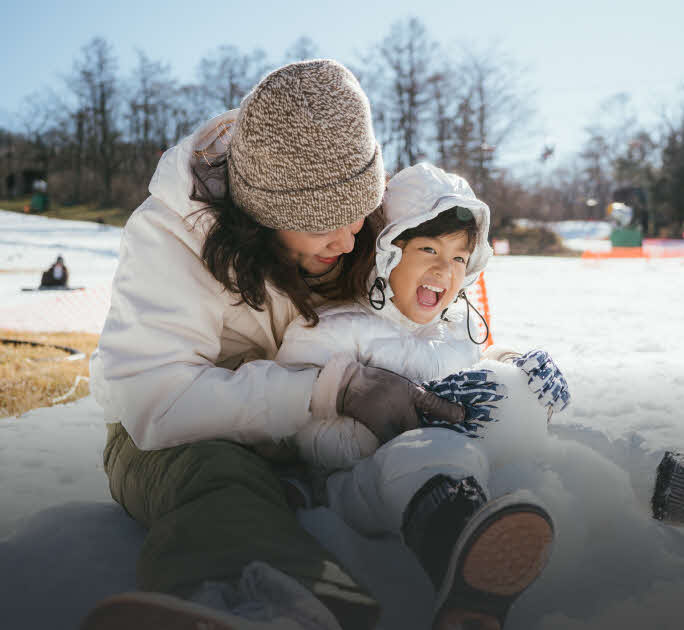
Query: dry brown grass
[[0, 329, 99, 418]]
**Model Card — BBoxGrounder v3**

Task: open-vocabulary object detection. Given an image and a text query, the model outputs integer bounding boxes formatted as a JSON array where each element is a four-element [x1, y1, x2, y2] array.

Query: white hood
[[374, 163, 492, 301], [148, 109, 240, 219]]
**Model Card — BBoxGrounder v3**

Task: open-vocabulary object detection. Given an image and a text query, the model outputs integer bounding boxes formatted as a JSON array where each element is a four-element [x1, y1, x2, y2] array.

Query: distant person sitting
[[41, 256, 69, 288]]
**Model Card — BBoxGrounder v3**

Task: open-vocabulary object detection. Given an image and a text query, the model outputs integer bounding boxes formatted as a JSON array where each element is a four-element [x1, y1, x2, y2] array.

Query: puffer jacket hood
[[148, 109, 239, 219], [374, 163, 492, 301]]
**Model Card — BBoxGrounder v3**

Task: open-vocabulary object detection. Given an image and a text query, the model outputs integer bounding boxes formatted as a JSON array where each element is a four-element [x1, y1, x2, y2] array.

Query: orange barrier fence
[[582, 247, 645, 259], [582, 239, 684, 259], [465, 272, 494, 348]]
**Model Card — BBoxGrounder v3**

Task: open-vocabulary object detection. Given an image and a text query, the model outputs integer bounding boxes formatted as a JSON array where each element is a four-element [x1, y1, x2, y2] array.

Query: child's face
[[389, 231, 471, 324]]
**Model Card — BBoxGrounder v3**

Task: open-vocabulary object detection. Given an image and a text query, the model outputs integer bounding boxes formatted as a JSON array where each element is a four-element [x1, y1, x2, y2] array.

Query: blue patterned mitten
[[421, 369, 507, 436], [512, 349, 571, 413]]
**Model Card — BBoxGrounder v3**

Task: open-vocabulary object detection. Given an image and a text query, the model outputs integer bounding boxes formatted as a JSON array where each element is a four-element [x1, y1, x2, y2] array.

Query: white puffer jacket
[[90, 110, 320, 450], [276, 293, 481, 471]]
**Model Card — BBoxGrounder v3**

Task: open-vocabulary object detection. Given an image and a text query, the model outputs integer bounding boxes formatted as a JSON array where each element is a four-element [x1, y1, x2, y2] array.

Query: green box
[[611, 227, 642, 247], [30, 193, 49, 213]]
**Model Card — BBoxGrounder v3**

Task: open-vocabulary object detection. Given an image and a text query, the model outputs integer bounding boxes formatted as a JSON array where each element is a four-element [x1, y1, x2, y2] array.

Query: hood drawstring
[[442, 289, 490, 345], [369, 277, 387, 310]]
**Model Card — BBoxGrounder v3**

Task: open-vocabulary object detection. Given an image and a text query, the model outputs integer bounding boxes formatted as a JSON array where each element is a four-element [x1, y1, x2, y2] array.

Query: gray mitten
[[336, 362, 466, 443]]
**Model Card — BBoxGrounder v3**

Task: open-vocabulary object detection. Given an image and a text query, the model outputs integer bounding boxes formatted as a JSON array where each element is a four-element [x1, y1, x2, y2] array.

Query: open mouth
[[416, 283, 446, 308]]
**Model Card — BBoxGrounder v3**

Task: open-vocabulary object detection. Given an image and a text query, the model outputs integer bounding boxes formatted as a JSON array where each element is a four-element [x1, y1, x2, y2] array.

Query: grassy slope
[[0, 197, 130, 227], [0, 201, 118, 418], [0, 330, 99, 418]]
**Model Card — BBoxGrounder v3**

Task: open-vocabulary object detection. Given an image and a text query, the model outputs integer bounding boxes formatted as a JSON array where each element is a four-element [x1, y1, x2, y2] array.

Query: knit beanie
[[227, 59, 385, 232]]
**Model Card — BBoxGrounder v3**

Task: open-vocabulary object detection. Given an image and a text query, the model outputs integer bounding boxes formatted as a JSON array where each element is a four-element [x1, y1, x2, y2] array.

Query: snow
[[1, 208, 684, 629], [546, 220, 613, 241], [0, 211, 119, 332], [517, 219, 613, 252]]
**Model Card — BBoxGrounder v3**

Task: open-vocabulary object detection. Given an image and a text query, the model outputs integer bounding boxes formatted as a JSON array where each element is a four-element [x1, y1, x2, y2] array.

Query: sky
[[1, 0, 683, 175]]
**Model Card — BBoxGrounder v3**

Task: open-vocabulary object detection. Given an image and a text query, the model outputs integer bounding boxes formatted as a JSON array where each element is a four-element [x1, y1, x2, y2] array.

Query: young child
[[276, 163, 570, 629], [277, 162, 568, 471]]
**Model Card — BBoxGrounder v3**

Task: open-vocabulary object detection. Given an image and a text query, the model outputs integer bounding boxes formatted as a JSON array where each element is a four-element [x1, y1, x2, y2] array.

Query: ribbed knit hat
[[227, 59, 385, 232]]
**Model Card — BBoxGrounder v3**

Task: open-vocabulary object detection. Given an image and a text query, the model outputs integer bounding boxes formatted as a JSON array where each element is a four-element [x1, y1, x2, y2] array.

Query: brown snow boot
[[402, 475, 554, 629]]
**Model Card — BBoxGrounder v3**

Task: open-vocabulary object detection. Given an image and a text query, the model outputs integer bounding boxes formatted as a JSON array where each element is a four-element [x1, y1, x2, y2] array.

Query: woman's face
[[277, 218, 365, 275]]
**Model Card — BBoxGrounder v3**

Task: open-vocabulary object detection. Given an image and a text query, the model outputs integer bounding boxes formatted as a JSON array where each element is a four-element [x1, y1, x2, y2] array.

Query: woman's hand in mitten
[[334, 362, 466, 444], [512, 349, 571, 414], [422, 369, 507, 429]]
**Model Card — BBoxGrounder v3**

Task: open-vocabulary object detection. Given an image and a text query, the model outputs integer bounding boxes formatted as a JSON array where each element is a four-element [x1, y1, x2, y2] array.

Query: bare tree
[[67, 37, 121, 206], [282, 36, 320, 64], [426, 62, 474, 177], [198, 45, 270, 112], [529, 161, 588, 221], [451, 95, 476, 179], [18, 89, 60, 180], [364, 17, 440, 172], [578, 93, 652, 220], [457, 48, 534, 197], [428, 67, 455, 170], [578, 134, 613, 219], [126, 51, 178, 181], [653, 97, 684, 234], [0, 128, 15, 197], [170, 83, 210, 142]]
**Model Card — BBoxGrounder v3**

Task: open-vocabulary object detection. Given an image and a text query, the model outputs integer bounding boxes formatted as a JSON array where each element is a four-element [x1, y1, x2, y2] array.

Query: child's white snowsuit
[[276, 163, 549, 537], [277, 298, 481, 470], [277, 293, 548, 537]]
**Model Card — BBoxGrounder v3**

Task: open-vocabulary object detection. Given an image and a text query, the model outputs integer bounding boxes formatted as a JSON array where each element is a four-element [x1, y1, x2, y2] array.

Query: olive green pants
[[104, 423, 378, 627]]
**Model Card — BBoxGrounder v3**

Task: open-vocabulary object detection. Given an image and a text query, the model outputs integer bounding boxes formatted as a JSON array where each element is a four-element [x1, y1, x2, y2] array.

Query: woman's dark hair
[[188, 153, 378, 325], [392, 206, 478, 252]]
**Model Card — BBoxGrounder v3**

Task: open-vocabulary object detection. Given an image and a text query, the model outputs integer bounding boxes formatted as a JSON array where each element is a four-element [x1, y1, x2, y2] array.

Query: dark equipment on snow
[[40, 255, 69, 288], [21, 286, 84, 292], [652, 451, 684, 524], [613, 186, 649, 234]]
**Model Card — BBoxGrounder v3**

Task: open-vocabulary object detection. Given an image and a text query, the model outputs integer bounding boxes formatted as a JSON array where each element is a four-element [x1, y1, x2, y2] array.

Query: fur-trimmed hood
[[373, 163, 492, 302]]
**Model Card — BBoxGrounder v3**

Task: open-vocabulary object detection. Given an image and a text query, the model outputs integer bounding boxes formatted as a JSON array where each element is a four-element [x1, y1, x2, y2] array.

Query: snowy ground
[[1, 209, 684, 629], [0, 211, 119, 332], [523, 219, 613, 252]]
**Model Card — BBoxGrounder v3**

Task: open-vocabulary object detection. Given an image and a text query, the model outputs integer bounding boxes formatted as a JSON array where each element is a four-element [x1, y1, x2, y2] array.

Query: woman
[[87, 60, 465, 630]]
